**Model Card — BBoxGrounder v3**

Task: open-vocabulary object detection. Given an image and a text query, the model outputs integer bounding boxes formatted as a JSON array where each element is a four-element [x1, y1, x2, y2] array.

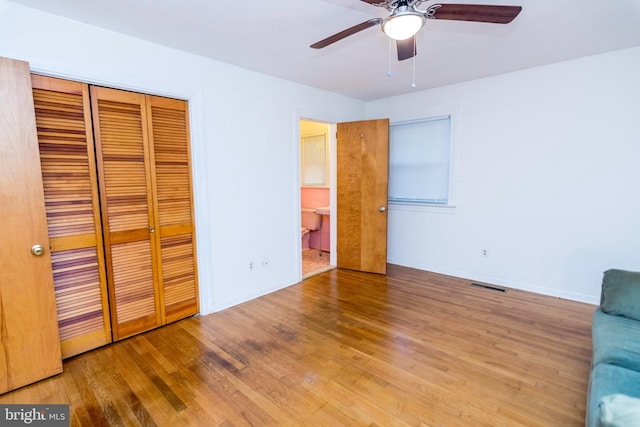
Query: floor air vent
[[470, 283, 507, 292]]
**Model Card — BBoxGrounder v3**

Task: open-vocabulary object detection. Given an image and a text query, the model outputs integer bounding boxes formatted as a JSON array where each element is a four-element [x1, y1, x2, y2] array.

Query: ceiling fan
[[310, 0, 522, 61]]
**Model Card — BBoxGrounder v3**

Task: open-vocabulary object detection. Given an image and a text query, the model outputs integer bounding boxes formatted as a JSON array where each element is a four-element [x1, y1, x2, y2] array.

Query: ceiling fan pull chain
[[411, 37, 417, 88], [387, 37, 393, 77]]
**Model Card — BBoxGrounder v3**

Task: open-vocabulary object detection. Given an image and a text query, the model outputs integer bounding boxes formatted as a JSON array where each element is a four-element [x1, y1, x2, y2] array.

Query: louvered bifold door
[[91, 87, 161, 341], [31, 75, 112, 358], [147, 95, 199, 324]]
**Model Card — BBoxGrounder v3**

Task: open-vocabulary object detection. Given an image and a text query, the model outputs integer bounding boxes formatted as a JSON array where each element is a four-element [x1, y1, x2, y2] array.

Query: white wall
[[366, 46, 640, 304], [0, 1, 365, 314], [3, 1, 638, 312]]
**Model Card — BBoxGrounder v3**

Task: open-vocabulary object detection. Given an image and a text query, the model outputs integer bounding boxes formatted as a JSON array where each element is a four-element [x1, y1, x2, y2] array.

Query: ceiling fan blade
[[429, 4, 522, 24], [310, 18, 382, 49], [359, 0, 387, 5], [396, 37, 417, 61]]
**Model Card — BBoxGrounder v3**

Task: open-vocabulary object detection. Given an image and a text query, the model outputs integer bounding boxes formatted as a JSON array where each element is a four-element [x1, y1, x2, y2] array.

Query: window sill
[[388, 200, 456, 214]]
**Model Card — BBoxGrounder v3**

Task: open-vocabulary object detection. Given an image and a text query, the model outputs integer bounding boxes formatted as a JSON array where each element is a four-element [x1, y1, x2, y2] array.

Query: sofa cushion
[[587, 364, 640, 427], [592, 308, 640, 371], [598, 394, 640, 427], [601, 269, 640, 321]]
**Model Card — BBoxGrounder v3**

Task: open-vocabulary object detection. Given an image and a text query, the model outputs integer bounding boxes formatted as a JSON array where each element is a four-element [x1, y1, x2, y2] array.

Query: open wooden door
[[336, 119, 389, 274], [0, 57, 63, 393]]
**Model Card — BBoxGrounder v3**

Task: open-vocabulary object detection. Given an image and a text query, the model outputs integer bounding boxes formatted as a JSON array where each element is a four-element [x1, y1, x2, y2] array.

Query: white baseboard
[[387, 258, 600, 306]]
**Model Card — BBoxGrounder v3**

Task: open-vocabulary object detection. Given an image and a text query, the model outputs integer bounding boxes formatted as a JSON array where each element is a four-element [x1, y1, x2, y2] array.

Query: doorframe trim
[[293, 110, 338, 280]]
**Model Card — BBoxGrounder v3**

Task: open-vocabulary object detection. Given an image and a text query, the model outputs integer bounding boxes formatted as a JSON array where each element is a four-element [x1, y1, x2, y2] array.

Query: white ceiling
[[7, 0, 640, 101]]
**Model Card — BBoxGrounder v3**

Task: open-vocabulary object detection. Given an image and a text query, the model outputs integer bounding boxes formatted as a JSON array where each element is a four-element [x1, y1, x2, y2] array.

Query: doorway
[[299, 119, 336, 278]]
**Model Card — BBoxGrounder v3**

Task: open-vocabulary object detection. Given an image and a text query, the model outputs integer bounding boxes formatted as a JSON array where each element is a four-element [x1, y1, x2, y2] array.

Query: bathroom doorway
[[299, 119, 336, 278]]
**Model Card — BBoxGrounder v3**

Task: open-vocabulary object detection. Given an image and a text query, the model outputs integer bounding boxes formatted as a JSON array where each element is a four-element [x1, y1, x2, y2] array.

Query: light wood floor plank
[[0, 265, 595, 426]]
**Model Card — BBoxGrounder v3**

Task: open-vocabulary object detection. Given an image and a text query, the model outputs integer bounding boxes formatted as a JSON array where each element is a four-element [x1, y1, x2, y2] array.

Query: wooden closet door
[[0, 57, 62, 393], [91, 87, 161, 340], [147, 95, 199, 323], [31, 75, 112, 358]]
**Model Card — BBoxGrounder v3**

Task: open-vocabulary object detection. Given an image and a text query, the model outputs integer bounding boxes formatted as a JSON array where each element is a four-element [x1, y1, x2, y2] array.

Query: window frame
[[300, 131, 329, 188]]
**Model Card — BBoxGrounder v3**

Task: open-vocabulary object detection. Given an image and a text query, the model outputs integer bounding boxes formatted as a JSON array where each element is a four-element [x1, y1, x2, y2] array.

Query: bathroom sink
[[315, 206, 330, 216]]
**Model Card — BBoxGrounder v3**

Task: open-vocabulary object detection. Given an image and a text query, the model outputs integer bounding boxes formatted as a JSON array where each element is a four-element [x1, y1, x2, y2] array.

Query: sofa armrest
[[601, 269, 640, 321]]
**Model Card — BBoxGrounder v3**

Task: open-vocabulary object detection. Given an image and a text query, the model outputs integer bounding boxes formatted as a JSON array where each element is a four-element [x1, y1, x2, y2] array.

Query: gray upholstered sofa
[[586, 269, 640, 426]]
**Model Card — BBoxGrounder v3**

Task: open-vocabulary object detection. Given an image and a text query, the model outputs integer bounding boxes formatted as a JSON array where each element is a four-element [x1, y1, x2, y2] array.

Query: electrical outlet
[[481, 248, 488, 257], [249, 261, 255, 271], [262, 258, 269, 268]]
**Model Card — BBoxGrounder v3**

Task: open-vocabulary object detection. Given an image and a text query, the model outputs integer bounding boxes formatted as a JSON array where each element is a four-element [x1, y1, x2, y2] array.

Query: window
[[301, 133, 328, 186], [388, 115, 452, 205]]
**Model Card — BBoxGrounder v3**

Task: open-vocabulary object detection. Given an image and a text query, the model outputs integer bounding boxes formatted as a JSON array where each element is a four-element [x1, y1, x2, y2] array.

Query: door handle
[[379, 206, 386, 212], [31, 244, 45, 257]]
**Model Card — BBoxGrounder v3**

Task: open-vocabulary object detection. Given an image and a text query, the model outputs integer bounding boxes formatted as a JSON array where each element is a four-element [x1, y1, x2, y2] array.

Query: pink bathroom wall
[[301, 187, 330, 252]]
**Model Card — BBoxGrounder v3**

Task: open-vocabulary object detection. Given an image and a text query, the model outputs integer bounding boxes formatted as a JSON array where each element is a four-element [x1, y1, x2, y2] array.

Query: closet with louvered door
[[90, 87, 199, 341], [91, 87, 162, 340], [147, 95, 199, 324], [30, 76, 199, 350], [31, 75, 112, 359]]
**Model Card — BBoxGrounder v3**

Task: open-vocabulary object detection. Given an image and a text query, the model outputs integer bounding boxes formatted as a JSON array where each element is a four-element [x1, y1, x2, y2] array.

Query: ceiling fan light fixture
[[382, 8, 425, 41]]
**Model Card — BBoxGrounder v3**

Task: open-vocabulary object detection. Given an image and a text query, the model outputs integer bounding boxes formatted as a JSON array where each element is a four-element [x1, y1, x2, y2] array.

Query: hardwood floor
[[1, 265, 595, 426]]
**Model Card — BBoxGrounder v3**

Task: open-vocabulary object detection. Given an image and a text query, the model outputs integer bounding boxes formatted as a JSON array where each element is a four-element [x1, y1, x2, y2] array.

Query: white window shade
[[389, 116, 451, 204]]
